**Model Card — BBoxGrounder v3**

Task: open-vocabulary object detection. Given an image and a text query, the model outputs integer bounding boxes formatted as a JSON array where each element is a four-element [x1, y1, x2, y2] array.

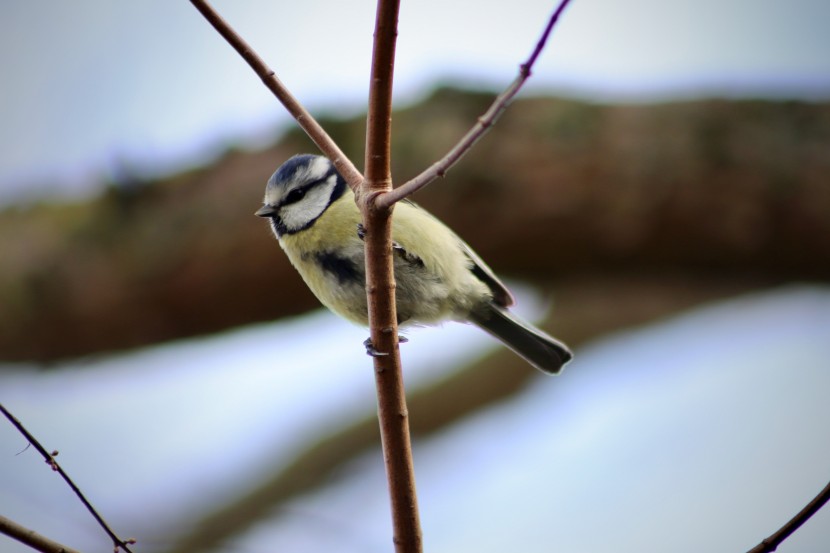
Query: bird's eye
[[284, 187, 307, 205]]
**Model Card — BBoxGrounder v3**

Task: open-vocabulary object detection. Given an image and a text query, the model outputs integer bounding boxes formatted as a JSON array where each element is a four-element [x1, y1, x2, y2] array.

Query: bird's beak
[[255, 204, 276, 217]]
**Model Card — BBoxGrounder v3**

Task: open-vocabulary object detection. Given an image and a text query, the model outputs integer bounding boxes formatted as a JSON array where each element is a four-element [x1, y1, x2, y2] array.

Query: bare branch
[[0, 514, 84, 553], [188, 0, 363, 189], [746, 480, 830, 553], [363, 0, 398, 190], [376, 0, 573, 208], [362, 0, 423, 551], [0, 404, 135, 553]]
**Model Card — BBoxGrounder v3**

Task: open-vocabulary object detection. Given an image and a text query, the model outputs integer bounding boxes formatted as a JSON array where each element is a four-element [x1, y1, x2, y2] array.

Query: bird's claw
[[363, 337, 388, 357], [363, 335, 408, 357]]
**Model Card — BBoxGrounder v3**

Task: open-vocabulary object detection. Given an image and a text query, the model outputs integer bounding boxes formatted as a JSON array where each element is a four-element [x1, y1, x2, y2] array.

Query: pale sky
[[1, 0, 829, 203]]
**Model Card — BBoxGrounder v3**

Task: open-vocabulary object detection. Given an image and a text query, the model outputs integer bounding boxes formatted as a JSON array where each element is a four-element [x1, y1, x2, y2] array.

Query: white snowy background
[[1, 286, 829, 552]]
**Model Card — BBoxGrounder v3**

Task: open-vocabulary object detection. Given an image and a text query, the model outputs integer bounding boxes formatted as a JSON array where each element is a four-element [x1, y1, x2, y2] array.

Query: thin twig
[[0, 404, 135, 553], [188, 0, 363, 190], [746, 480, 830, 553], [376, 0, 573, 209], [0, 514, 84, 553], [362, 0, 423, 551]]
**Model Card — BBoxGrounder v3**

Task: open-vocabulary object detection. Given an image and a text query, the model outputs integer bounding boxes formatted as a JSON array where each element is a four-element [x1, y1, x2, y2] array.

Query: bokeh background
[[1, 1, 829, 552]]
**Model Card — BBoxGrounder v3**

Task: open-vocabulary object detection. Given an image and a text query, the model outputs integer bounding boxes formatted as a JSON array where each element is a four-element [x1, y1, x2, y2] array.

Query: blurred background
[[1, 0, 829, 552]]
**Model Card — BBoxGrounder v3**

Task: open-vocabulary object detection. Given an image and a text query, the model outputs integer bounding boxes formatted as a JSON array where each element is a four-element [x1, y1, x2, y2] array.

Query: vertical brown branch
[[362, 0, 422, 552], [363, 0, 398, 185]]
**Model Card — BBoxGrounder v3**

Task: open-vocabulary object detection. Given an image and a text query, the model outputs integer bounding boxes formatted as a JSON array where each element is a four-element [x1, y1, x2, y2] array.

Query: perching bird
[[255, 154, 572, 374]]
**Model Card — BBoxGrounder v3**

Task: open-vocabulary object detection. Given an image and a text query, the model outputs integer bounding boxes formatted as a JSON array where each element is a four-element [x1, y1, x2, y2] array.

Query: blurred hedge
[[1, 88, 828, 362]]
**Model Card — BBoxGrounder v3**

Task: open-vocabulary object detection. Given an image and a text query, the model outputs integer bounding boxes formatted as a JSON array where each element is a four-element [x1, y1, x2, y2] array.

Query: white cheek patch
[[279, 174, 337, 232]]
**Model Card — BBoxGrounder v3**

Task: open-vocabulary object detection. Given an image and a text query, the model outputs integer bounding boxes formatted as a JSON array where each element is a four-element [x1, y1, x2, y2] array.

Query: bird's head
[[255, 154, 347, 236]]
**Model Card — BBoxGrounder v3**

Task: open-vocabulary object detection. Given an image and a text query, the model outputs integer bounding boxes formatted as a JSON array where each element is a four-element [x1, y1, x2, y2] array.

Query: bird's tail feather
[[469, 304, 572, 375]]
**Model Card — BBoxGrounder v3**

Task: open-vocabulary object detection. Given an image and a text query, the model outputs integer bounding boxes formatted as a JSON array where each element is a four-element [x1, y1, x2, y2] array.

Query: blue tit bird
[[255, 154, 572, 374]]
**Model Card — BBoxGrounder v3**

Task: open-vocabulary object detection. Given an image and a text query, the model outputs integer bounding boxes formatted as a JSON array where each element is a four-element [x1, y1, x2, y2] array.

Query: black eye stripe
[[283, 187, 307, 205], [281, 174, 333, 206]]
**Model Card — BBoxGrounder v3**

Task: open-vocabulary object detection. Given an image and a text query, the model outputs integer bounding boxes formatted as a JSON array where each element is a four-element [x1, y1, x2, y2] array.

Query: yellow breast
[[279, 189, 490, 326]]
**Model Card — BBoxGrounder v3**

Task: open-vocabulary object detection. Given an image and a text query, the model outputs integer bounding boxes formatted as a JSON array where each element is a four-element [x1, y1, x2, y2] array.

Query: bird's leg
[[358, 223, 410, 355]]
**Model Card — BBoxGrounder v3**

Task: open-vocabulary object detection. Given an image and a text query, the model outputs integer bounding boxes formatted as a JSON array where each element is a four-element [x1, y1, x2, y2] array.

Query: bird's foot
[[363, 337, 388, 357], [363, 335, 408, 357]]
